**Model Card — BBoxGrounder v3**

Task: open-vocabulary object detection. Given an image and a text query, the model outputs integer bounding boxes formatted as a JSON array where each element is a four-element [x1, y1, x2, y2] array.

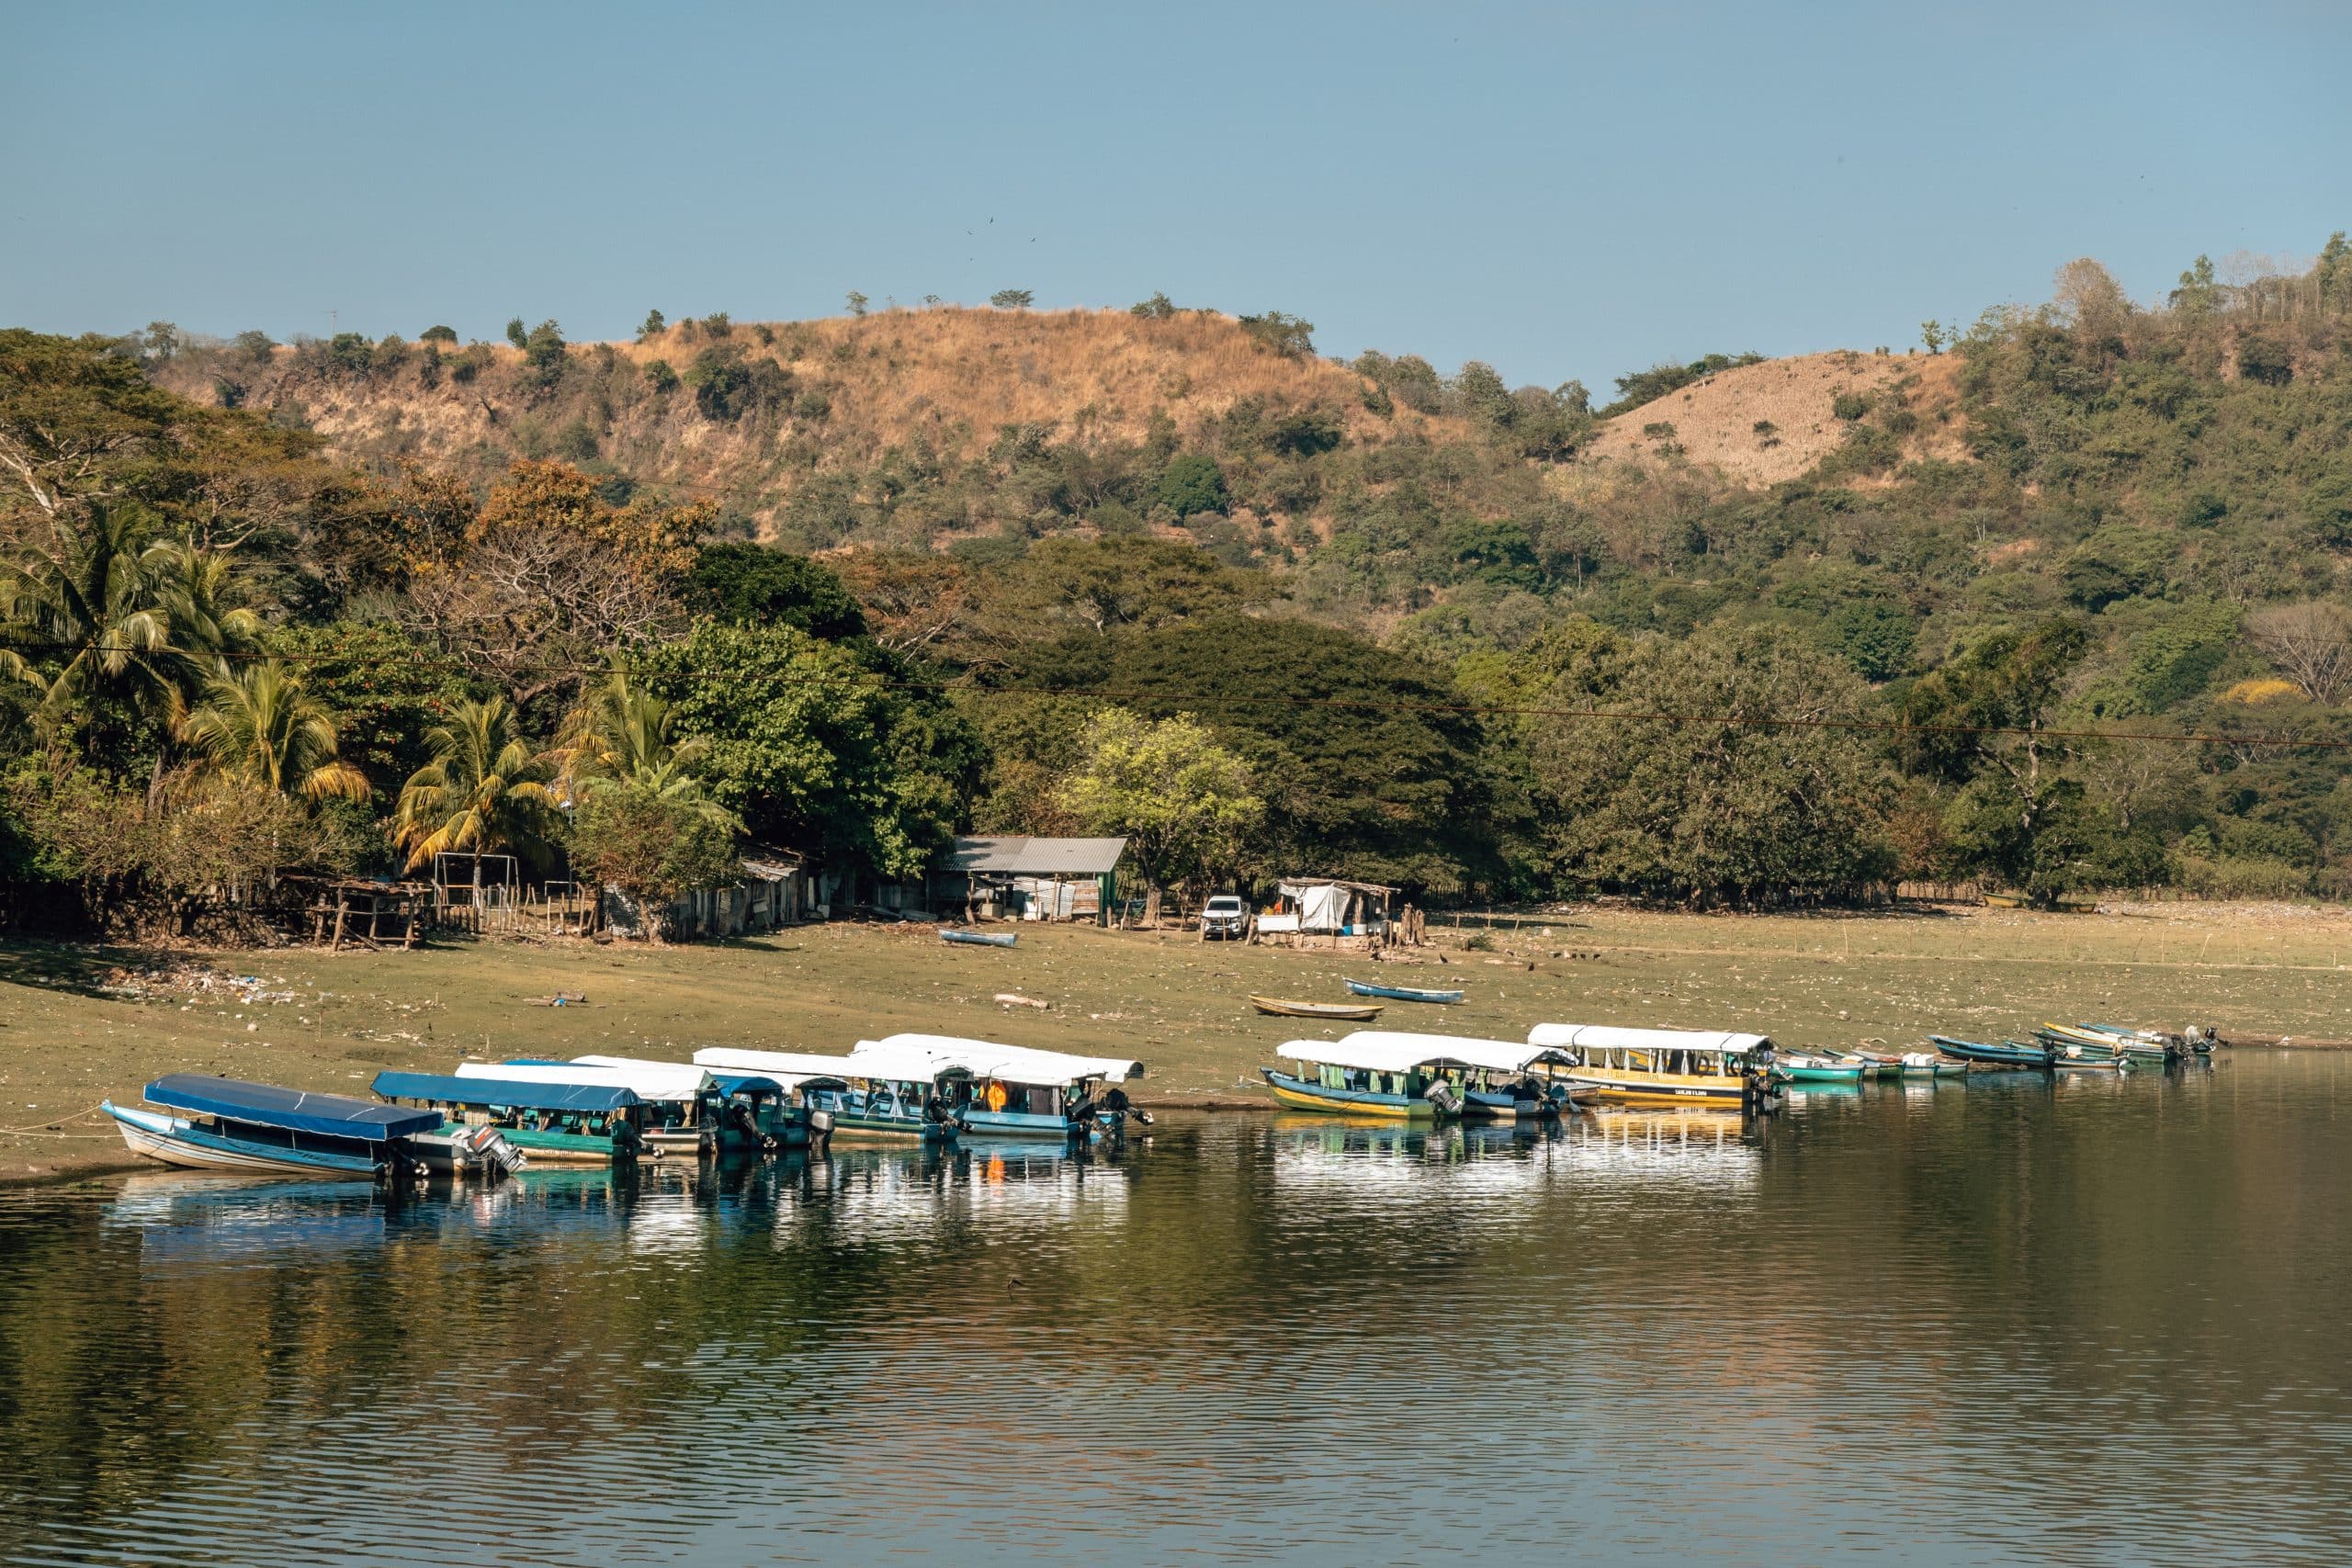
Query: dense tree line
[[6, 234, 2352, 934]]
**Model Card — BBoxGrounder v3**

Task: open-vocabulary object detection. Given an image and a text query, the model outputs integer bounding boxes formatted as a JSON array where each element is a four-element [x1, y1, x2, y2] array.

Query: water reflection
[[6, 1056, 2352, 1565]]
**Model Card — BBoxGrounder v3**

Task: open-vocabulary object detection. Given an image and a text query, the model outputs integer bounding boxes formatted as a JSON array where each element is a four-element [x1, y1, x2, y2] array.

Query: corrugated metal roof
[[943, 835, 1127, 875]]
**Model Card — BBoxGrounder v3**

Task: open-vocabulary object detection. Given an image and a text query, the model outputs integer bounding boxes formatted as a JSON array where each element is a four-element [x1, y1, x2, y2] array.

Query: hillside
[[154, 309, 1475, 542], [1582, 349, 1968, 484]]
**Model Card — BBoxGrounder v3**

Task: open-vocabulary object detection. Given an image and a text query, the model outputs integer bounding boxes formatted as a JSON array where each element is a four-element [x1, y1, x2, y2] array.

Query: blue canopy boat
[[1345, 978, 1464, 1005], [1930, 1035, 2059, 1069], [374, 1071, 644, 1165], [104, 1075, 444, 1179], [480, 1056, 826, 1155], [942, 929, 1018, 948]]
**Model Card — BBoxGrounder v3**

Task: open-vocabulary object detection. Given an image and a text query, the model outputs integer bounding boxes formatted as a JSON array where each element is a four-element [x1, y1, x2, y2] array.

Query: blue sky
[[6, 1, 2347, 392]]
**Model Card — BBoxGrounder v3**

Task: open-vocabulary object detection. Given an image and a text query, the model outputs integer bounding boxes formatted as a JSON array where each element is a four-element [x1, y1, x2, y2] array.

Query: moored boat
[[1316, 1030, 1580, 1121], [1930, 1034, 2059, 1069], [2037, 1022, 2180, 1063], [1525, 1023, 1779, 1109], [103, 1075, 447, 1180], [854, 1034, 1147, 1140], [373, 1070, 640, 1164], [942, 929, 1018, 948], [566, 1055, 833, 1151], [1260, 1037, 1471, 1120], [1345, 977, 1464, 1004], [1772, 1054, 1871, 1085], [1249, 996, 1385, 1021], [458, 1060, 739, 1157], [695, 1043, 970, 1141]]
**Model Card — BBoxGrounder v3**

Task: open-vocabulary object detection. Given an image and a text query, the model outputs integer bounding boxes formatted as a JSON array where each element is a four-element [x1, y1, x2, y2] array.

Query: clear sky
[[6, 1, 2348, 392]]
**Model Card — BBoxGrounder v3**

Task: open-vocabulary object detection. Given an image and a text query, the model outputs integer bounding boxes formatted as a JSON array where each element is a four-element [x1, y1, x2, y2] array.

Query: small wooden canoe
[[1249, 996, 1385, 1021], [942, 929, 1017, 948], [1345, 978, 1464, 1004]]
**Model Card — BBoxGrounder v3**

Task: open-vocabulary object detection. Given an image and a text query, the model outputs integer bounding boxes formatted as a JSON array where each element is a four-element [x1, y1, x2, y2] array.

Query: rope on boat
[[0, 1100, 111, 1137]]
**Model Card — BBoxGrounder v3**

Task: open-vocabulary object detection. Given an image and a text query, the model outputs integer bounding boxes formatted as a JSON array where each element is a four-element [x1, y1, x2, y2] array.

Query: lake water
[[6, 1054, 2352, 1566]]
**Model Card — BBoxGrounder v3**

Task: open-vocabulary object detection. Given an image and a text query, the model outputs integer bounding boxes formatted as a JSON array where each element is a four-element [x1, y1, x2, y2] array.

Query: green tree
[[1237, 310, 1314, 357], [504, 317, 527, 348], [1899, 617, 2091, 901], [845, 291, 869, 317], [552, 668, 728, 815], [642, 620, 981, 877], [1921, 320, 1946, 355], [0, 502, 182, 756], [1131, 292, 1177, 320], [420, 325, 458, 345], [1528, 623, 1896, 906], [1004, 615, 1498, 892], [973, 535, 1268, 641], [1057, 707, 1263, 899], [568, 784, 741, 941], [639, 310, 666, 339], [989, 289, 1034, 310], [390, 695, 560, 874], [177, 660, 371, 802], [684, 544, 867, 637], [1155, 453, 1227, 519]]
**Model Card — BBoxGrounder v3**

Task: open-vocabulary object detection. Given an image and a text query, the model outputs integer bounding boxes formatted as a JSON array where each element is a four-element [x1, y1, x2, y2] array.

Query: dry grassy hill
[[1583, 350, 1967, 485], [160, 309, 1473, 535]]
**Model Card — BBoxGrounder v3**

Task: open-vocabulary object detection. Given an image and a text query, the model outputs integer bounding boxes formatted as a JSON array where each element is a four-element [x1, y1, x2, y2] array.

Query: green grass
[[7, 900, 2352, 1179]]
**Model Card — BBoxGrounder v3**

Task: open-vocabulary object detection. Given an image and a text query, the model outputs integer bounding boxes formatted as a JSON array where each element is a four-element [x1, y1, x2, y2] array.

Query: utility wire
[[6, 637, 2346, 752]]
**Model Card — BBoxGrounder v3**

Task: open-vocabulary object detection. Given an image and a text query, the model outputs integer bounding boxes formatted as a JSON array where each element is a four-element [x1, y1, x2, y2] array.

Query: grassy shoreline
[[9, 899, 2352, 1184]]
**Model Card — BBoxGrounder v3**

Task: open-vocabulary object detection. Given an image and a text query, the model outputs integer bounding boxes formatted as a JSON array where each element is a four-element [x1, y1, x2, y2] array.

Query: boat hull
[[1261, 1068, 1439, 1120], [1344, 979, 1464, 1004], [958, 1108, 1124, 1140], [1930, 1036, 2057, 1069], [1248, 996, 1384, 1021], [804, 1087, 958, 1142], [942, 930, 1017, 948], [1555, 1070, 1747, 1107], [1773, 1064, 1869, 1084], [104, 1102, 381, 1179]]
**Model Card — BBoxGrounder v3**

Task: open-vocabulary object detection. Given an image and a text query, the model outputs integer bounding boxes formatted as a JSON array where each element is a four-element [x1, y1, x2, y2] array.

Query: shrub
[[643, 358, 678, 392], [1238, 310, 1314, 358], [990, 289, 1035, 310], [639, 310, 665, 338], [1131, 291, 1177, 320], [1156, 454, 1228, 519], [420, 324, 458, 344], [1832, 390, 1871, 421]]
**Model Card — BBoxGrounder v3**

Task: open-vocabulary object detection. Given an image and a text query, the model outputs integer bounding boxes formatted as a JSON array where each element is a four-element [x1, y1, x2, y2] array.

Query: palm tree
[[177, 661, 370, 802], [553, 669, 731, 823], [0, 502, 180, 733], [392, 695, 560, 877], [149, 539, 263, 704]]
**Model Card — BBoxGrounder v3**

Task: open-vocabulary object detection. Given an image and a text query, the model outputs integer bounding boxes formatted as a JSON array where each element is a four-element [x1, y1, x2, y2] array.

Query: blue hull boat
[[104, 1075, 445, 1179], [1345, 978, 1464, 1005], [1930, 1035, 2059, 1069], [943, 929, 1017, 948]]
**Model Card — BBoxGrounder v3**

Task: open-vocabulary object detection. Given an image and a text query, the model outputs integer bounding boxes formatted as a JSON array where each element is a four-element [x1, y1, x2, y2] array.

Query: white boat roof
[[855, 1032, 1145, 1084], [456, 1058, 715, 1103], [1332, 1030, 1573, 1074], [694, 1044, 962, 1086], [1526, 1023, 1770, 1055], [1276, 1037, 1479, 1074]]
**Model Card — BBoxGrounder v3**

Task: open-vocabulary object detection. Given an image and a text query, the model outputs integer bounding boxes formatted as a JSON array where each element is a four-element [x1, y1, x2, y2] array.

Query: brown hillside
[[160, 309, 1470, 536], [1584, 350, 1967, 485]]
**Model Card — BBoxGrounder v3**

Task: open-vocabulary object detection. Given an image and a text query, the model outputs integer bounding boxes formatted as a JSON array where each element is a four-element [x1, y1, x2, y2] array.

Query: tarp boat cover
[[854, 1033, 1145, 1086], [457, 1059, 717, 1104], [695, 1044, 959, 1088], [371, 1071, 639, 1114], [1327, 1030, 1574, 1075], [144, 1074, 441, 1143], [1526, 1023, 1771, 1055]]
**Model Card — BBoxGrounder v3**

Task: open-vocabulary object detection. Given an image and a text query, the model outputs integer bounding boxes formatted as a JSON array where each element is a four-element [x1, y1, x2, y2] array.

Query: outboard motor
[[805, 1109, 833, 1150], [1422, 1079, 1463, 1116], [1101, 1085, 1151, 1128]]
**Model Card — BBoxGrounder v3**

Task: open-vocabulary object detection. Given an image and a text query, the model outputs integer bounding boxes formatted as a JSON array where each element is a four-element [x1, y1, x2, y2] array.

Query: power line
[[7, 636, 2347, 752]]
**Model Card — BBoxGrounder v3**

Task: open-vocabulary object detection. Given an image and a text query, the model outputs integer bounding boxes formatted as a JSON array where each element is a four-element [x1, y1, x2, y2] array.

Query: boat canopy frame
[[370, 1071, 639, 1114], [145, 1075, 442, 1144]]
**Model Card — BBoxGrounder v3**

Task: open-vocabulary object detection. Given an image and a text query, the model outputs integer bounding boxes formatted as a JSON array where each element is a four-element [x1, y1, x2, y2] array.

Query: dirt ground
[[8, 898, 2351, 1182]]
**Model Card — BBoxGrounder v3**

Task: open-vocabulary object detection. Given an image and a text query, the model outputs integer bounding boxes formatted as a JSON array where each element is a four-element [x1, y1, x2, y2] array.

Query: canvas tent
[[1270, 878, 1396, 936]]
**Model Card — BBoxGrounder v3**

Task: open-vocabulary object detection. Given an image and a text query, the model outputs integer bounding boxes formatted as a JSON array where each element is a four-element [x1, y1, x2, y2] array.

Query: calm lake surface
[[6, 1053, 2352, 1566]]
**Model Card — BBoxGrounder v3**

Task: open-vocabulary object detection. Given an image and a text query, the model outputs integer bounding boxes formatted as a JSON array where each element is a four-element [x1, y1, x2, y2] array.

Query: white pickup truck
[[1199, 895, 1250, 941]]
